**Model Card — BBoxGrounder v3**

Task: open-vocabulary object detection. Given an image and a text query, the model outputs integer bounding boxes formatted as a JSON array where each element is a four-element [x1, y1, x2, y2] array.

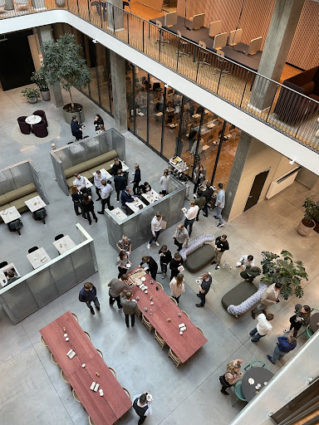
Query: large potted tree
[[261, 250, 308, 300], [41, 34, 90, 123], [297, 198, 317, 236], [31, 69, 50, 101]]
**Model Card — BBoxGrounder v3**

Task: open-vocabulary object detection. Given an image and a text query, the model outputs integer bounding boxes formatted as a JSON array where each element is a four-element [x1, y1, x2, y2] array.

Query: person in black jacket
[[140, 256, 158, 280], [158, 245, 172, 279], [94, 114, 104, 132], [111, 158, 123, 176], [71, 116, 83, 140], [199, 185, 214, 217], [79, 282, 100, 315], [131, 164, 141, 195], [114, 170, 127, 202], [211, 234, 229, 269], [81, 193, 98, 225], [169, 252, 184, 280], [70, 185, 84, 217]]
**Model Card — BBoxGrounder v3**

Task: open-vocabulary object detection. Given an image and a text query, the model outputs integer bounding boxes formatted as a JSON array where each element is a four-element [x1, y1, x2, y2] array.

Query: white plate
[[141, 277, 146, 281]]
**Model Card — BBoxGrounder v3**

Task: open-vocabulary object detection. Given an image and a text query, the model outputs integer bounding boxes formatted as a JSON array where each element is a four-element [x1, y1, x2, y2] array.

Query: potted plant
[[21, 87, 40, 104], [297, 197, 317, 236], [55, 0, 65, 7], [261, 250, 308, 300], [41, 34, 90, 123], [31, 69, 50, 101]]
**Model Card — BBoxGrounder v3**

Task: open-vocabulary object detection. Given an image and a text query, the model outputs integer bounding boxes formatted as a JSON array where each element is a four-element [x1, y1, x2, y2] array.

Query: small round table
[[241, 367, 274, 402], [25, 115, 41, 125], [309, 312, 319, 333]]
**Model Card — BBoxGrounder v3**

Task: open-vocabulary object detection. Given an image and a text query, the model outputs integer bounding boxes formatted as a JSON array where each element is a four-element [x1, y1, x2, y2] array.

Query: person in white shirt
[[98, 179, 113, 214], [159, 169, 169, 196], [215, 182, 225, 227], [236, 255, 254, 269], [249, 311, 272, 342], [133, 392, 153, 424], [73, 173, 86, 191], [183, 200, 199, 237], [147, 213, 162, 249], [93, 169, 106, 200]]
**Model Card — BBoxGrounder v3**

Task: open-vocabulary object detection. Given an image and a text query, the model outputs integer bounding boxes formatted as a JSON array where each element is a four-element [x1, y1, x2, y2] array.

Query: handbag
[[161, 220, 167, 230]]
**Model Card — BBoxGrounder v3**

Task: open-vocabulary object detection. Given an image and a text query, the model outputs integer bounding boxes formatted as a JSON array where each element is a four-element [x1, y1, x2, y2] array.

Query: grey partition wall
[[0, 224, 98, 324], [105, 177, 186, 249], [50, 128, 126, 195], [0, 160, 49, 203]]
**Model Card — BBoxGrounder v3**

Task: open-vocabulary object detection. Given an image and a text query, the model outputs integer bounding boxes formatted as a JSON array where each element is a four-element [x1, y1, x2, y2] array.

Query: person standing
[[70, 185, 83, 216], [193, 164, 206, 194], [169, 273, 185, 304], [121, 291, 137, 328], [212, 234, 229, 270], [267, 336, 297, 365], [196, 272, 212, 308], [79, 282, 100, 315], [194, 194, 206, 221], [219, 359, 243, 395], [173, 224, 189, 251], [73, 173, 86, 192], [111, 157, 123, 176], [117, 235, 132, 256], [117, 250, 131, 278], [183, 200, 199, 237], [215, 182, 225, 227], [147, 213, 163, 249], [93, 114, 104, 132], [93, 169, 104, 200], [158, 244, 172, 279], [249, 311, 273, 342], [108, 274, 130, 309], [71, 116, 83, 140], [132, 164, 141, 195], [114, 170, 127, 202], [169, 252, 184, 280], [284, 305, 311, 337], [81, 193, 98, 225], [260, 282, 282, 312], [133, 393, 153, 425], [140, 256, 158, 280], [98, 179, 113, 214], [159, 169, 169, 195], [200, 184, 214, 217]]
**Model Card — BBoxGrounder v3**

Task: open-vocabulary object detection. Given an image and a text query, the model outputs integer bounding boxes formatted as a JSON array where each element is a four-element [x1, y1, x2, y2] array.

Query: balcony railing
[[1, 0, 319, 152]]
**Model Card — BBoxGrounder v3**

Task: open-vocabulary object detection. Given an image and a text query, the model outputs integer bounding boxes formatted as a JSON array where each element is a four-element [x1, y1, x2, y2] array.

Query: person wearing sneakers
[[147, 212, 163, 249], [78, 282, 100, 315], [212, 234, 229, 270], [214, 182, 225, 228], [183, 200, 199, 237], [267, 335, 297, 365], [249, 311, 272, 342]]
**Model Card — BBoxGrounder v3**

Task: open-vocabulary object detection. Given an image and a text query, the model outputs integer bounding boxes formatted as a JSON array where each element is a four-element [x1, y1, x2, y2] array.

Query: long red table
[[40, 311, 131, 425], [129, 268, 207, 363]]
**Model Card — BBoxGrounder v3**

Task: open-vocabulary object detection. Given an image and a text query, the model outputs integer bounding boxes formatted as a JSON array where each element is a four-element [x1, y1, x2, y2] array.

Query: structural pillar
[[250, 0, 305, 111], [223, 132, 252, 221], [110, 52, 127, 132], [37, 25, 64, 108], [107, 0, 124, 32]]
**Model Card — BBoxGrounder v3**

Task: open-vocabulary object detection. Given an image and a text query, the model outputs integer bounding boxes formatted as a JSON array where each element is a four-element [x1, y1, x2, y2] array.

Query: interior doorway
[[244, 170, 269, 211]]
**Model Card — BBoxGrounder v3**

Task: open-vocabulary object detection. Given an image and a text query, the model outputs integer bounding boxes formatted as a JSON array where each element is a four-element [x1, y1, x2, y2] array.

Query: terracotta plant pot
[[297, 218, 315, 236]]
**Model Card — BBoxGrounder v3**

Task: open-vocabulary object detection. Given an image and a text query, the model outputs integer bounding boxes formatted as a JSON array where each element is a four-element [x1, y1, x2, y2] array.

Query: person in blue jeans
[[79, 282, 100, 315], [250, 311, 272, 342], [214, 182, 225, 228], [267, 335, 297, 364]]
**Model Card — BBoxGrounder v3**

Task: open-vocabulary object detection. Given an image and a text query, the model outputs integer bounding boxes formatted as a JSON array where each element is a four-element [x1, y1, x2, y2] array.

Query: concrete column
[[107, 0, 124, 32], [250, 0, 305, 111], [110, 51, 127, 132], [223, 132, 252, 221], [37, 25, 64, 108]]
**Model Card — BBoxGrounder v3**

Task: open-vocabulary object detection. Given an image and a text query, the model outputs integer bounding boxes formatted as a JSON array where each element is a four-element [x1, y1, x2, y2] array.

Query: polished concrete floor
[[0, 86, 319, 425]]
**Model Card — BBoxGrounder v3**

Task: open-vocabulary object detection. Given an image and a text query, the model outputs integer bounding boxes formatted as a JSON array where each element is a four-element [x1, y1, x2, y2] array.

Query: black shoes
[[196, 303, 204, 308], [90, 307, 95, 315], [196, 294, 201, 298], [96, 306, 100, 311], [221, 389, 229, 395], [211, 261, 216, 265], [98, 211, 104, 215], [95, 217, 98, 223]]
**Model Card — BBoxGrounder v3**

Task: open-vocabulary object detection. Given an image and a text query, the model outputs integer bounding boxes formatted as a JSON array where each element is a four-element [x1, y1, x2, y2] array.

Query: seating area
[[180, 234, 215, 272], [17, 110, 48, 138], [0, 183, 40, 218]]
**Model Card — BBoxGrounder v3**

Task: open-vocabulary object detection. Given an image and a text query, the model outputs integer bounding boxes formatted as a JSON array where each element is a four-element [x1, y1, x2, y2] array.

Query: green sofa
[[64, 149, 118, 188], [185, 244, 215, 273], [0, 183, 39, 221]]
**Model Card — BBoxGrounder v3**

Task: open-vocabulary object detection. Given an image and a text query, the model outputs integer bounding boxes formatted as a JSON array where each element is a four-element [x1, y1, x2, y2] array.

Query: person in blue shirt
[[78, 282, 100, 315], [214, 182, 225, 227], [267, 335, 297, 364], [70, 116, 83, 140]]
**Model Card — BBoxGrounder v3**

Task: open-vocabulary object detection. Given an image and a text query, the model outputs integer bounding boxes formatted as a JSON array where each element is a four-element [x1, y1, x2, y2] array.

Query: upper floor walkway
[[1, 0, 319, 174]]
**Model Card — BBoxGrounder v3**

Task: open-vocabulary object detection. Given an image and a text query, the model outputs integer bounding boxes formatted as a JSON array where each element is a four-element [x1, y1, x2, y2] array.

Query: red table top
[[40, 312, 132, 425], [129, 267, 207, 363]]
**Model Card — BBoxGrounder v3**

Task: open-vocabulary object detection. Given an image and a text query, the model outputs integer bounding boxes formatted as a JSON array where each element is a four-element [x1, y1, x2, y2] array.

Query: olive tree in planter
[[261, 250, 308, 300], [31, 69, 50, 101], [297, 198, 318, 236], [41, 34, 90, 123]]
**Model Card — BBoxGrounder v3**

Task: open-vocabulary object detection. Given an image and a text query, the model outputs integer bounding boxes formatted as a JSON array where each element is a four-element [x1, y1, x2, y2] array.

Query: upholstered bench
[[180, 234, 215, 273], [0, 183, 39, 221], [64, 149, 118, 188], [221, 281, 267, 318]]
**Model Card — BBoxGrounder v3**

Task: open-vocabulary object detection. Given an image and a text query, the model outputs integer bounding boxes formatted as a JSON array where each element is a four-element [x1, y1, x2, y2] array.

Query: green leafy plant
[[303, 198, 319, 224], [31, 69, 49, 91], [21, 87, 40, 100], [261, 250, 308, 300], [40, 33, 90, 110]]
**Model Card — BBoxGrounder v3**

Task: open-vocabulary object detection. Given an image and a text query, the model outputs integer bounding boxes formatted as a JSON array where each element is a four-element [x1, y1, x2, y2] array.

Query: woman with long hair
[[81, 193, 98, 225], [117, 250, 131, 278], [94, 114, 104, 132], [219, 359, 243, 395], [169, 273, 185, 304]]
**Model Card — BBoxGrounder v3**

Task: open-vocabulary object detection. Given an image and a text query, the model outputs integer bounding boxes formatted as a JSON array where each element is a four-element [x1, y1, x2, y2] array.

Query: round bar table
[[242, 367, 274, 402]]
